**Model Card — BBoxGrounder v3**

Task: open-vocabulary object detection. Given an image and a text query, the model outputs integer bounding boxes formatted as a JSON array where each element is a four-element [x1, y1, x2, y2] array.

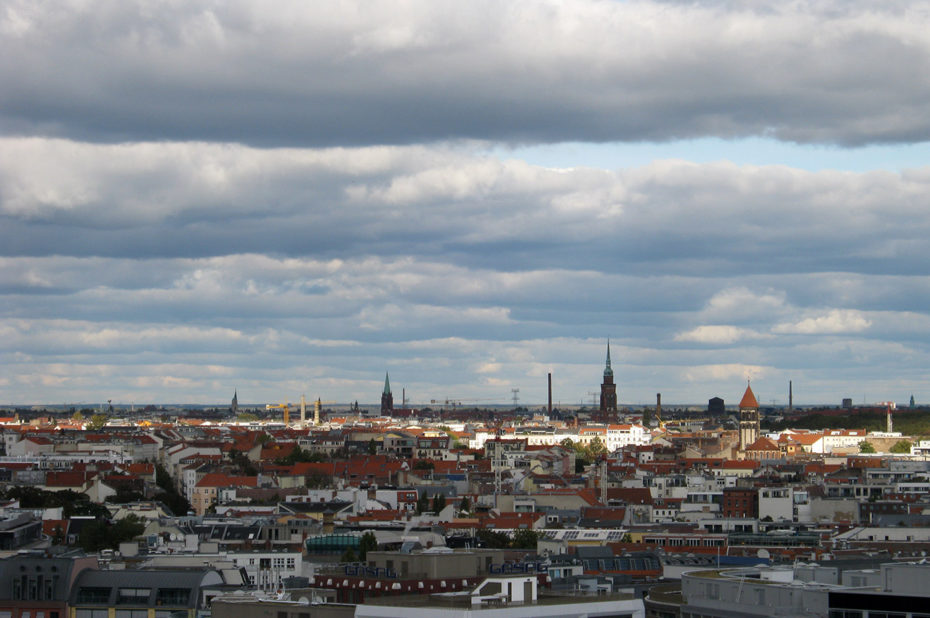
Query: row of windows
[[76, 587, 192, 606], [0, 612, 59, 618], [77, 609, 187, 618]]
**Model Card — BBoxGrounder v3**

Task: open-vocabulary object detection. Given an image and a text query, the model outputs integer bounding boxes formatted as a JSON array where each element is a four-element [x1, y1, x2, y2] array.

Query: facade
[[721, 487, 758, 519], [69, 568, 224, 618], [599, 342, 617, 413], [356, 574, 645, 618], [679, 561, 930, 618], [0, 554, 98, 618]]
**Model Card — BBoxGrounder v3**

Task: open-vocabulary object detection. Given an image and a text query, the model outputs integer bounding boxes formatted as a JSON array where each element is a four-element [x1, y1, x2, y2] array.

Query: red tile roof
[[739, 384, 759, 409], [195, 473, 258, 488]]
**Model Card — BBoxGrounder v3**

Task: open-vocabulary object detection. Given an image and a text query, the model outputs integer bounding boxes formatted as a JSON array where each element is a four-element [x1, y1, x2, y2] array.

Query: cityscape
[[4, 1, 930, 618], [0, 344, 928, 616]]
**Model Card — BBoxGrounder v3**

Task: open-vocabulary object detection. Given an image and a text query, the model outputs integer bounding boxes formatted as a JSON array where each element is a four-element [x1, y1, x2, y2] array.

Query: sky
[[3, 0, 930, 408]]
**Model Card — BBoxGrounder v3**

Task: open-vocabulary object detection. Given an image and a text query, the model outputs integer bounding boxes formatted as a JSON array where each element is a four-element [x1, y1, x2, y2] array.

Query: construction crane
[[265, 402, 291, 426]]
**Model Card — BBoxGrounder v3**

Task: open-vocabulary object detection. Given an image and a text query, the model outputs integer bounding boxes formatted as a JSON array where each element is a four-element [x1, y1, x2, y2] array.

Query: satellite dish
[[757, 549, 770, 559]]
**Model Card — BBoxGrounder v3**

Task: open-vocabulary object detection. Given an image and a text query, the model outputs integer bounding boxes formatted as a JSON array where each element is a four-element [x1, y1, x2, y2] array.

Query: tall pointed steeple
[[381, 372, 394, 415], [604, 340, 614, 378], [599, 340, 617, 414]]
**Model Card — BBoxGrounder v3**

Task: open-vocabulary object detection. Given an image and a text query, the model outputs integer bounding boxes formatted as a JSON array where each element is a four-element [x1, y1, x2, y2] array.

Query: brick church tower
[[600, 341, 617, 413]]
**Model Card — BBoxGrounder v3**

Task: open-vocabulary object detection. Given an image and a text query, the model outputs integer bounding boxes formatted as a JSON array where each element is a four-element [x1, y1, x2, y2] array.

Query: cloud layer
[[3, 1, 930, 146], [2, 137, 930, 405]]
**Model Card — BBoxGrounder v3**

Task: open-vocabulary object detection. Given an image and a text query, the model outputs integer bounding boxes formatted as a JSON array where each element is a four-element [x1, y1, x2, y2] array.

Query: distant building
[[599, 341, 617, 413], [738, 383, 760, 453], [381, 373, 393, 416], [708, 397, 725, 415], [231, 390, 238, 415], [842, 397, 853, 409]]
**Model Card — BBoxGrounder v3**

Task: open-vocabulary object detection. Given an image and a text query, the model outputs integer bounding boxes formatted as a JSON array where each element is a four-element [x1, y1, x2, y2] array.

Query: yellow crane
[[270, 396, 338, 426], [265, 402, 291, 426]]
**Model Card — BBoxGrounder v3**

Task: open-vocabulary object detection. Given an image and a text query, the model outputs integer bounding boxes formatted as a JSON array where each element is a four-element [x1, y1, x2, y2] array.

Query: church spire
[[381, 372, 394, 415], [604, 340, 613, 378]]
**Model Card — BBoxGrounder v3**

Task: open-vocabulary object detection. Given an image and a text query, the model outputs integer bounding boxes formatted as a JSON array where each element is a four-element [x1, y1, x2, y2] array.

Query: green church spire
[[604, 340, 613, 378], [383, 372, 391, 395]]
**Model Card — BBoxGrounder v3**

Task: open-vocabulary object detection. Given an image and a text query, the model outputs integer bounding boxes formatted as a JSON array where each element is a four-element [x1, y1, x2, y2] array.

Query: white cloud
[[773, 310, 872, 334], [682, 364, 768, 383], [674, 325, 768, 345]]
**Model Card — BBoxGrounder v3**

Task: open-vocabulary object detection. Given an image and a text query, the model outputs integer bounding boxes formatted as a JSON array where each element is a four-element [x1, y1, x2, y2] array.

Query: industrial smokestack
[[548, 373, 552, 415], [789, 380, 793, 411], [656, 393, 662, 423]]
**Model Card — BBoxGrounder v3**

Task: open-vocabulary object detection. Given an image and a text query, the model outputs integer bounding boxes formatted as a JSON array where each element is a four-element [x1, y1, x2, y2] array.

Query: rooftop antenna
[[511, 388, 520, 408]]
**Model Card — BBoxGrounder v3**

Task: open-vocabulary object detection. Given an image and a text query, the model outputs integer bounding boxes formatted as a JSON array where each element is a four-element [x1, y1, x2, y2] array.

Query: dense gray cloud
[[2, 1, 930, 146], [4, 139, 930, 280]]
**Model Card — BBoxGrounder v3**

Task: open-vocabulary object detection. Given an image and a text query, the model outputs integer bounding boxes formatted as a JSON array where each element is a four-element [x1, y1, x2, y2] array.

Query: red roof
[[195, 473, 258, 488], [739, 384, 759, 409], [745, 437, 779, 451], [46, 471, 91, 487], [43, 520, 68, 537]]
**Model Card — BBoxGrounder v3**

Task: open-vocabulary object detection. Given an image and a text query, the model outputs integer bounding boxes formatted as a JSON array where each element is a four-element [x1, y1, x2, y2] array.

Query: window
[[118, 588, 152, 604], [75, 611, 108, 618], [77, 587, 111, 604], [115, 610, 148, 618], [156, 588, 191, 606]]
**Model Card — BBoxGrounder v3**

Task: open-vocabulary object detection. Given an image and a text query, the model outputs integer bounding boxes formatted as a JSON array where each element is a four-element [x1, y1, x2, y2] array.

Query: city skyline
[[2, 2, 930, 405]]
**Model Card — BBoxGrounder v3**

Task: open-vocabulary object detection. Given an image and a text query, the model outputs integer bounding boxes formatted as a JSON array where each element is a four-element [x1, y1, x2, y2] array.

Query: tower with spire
[[381, 372, 393, 416], [231, 389, 238, 415], [599, 341, 618, 413], [738, 381, 760, 452]]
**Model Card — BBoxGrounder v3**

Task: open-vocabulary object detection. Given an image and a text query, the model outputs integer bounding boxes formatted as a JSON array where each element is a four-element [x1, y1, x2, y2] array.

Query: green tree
[[368, 439, 377, 455], [358, 531, 378, 560], [477, 529, 511, 549], [587, 436, 607, 458], [890, 440, 913, 454], [859, 441, 876, 453], [105, 487, 145, 504], [458, 496, 471, 514], [431, 493, 446, 513], [340, 547, 357, 563], [78, 514, 145, 552], [88, 413, 108, 430], [510, 529, 539, 549], [416, 492, 430, 515], [153, 463, 192, 515]]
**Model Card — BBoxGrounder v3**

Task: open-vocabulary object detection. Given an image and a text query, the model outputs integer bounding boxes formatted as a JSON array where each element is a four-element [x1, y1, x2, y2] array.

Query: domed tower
[[599, 341, 617, 413], [738, 382, 760, 451]]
